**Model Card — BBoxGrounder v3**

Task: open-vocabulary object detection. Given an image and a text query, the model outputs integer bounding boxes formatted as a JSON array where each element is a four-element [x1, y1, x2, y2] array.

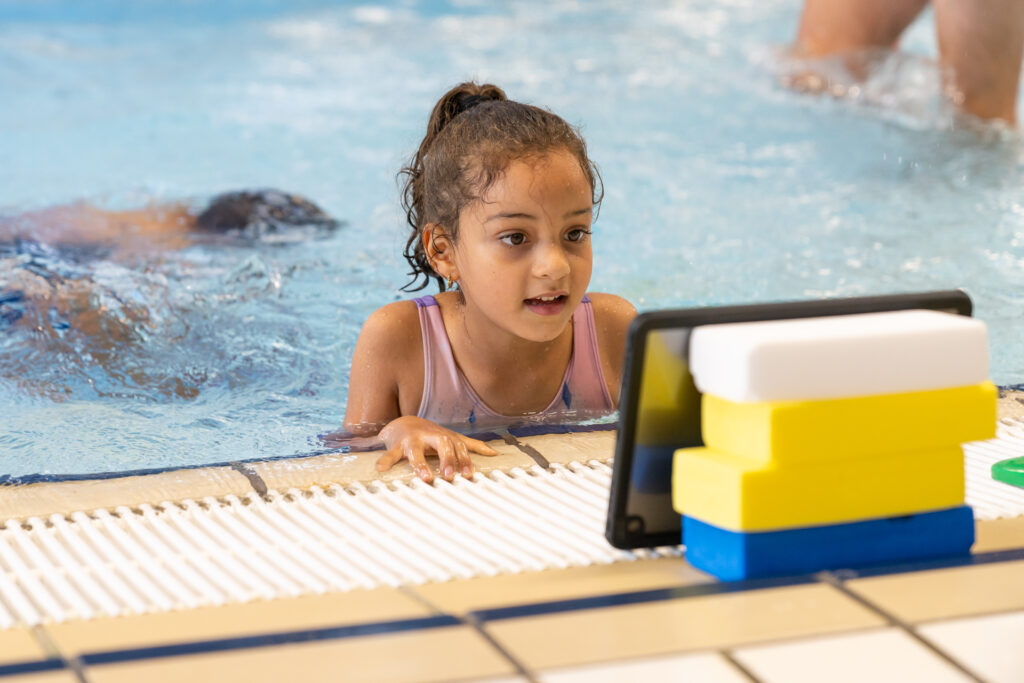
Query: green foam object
[[992, 457, 1024, 488]]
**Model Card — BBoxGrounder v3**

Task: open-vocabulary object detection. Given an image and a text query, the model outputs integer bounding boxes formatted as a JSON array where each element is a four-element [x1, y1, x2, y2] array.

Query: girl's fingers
[[434, 436, 457, 481], [462, 435, 500, 456], [454, 439, 473, 478], [404, 441, 433, 483], [375, 446, 405, 472]]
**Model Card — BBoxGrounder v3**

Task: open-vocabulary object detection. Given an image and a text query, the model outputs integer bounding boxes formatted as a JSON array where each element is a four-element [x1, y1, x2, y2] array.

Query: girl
[[344, 83, 636, 483]]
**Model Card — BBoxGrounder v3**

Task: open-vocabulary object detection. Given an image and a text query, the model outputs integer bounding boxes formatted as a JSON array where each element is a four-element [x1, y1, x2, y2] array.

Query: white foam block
[[689, 309, 989, 402]]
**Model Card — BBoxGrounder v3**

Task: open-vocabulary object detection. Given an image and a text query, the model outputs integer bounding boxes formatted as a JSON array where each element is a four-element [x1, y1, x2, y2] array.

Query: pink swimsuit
[[413, 295, 614, 430]]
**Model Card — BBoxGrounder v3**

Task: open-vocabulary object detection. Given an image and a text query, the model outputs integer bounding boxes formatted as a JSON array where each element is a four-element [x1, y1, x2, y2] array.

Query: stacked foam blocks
[[673, 310, 996, 580]]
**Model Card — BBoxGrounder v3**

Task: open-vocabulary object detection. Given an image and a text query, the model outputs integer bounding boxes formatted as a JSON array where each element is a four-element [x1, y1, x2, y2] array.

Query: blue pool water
[[3, 0, 1024, 477]]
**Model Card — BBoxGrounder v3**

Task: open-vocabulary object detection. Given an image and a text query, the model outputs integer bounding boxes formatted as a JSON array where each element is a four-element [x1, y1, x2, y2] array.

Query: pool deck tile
[[0, 673, 78, 683], [48, 588, 430, 656], [918, 610, 1024, 683], [484, 583, 885, 671], [0, 466, 252, 522], [997, 390, 1024, 420], [413, 556, 707, 615], [973, 515, 1024, 553], [845, 559, 1024, 624], [83, 624, 515, 683], [512, 430, 615, 466], [733, 627, 973, 683], [537, 651, 750, 683], [0, 629, 48, 666], [252, 437, 532, 492]]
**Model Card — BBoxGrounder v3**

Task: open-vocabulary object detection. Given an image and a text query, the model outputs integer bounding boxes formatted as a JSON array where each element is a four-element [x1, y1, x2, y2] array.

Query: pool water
[[2, 0, 1023, 477]]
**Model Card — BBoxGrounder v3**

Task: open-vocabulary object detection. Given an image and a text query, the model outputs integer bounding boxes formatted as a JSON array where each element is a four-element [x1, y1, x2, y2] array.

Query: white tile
[[919, 610, 1024, 683], [734, 628, 972, 683], [538, 652, 748, 683]]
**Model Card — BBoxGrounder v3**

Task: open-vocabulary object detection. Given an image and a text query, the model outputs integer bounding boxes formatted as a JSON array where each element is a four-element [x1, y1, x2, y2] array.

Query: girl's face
[[450, 149, 594, 343]]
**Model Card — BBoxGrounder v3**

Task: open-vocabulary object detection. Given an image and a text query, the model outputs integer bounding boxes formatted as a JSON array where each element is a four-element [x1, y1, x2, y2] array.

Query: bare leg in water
[[793, 0, 1024, 124]]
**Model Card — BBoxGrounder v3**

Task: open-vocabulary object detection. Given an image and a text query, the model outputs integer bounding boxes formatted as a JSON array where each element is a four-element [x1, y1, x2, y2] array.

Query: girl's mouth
[[524, 294, 568, 316]]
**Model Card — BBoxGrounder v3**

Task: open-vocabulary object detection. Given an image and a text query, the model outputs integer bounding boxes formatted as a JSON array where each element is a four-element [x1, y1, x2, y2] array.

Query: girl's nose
[[533, 242, 571, 280]]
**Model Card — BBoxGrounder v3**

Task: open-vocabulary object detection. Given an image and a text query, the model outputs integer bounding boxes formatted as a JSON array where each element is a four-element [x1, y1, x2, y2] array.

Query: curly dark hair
[[399, 82, 603, 292], [195, 189, 340, 236]]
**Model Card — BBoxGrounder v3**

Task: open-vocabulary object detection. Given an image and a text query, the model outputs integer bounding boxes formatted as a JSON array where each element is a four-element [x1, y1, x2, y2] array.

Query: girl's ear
[[423, 223, 457, 279]]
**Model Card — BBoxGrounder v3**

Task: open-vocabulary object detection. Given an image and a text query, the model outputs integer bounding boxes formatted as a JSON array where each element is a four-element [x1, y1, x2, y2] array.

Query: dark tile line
[[468, 574, 817, 623], [229, 462, 269, 497], [461, 547, 1024, 626], [30, 624, 89, 683], [839, 545, 1024, 579], [502, 431, 550, 469], [76, 615, 461, 667], [719, 649, 763, 683], [398, 585, 539, 683], [817, 572, 987, 683], [0, 658, 65, 678]]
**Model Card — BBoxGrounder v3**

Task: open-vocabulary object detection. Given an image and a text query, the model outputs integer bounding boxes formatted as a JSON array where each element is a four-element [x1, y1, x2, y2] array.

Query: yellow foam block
[[672, 446, 965, 532], [702, 381, 996, 465]]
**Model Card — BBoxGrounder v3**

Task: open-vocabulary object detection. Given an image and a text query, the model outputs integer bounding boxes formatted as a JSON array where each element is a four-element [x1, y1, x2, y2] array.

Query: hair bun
[[455, 93, 485, 115]]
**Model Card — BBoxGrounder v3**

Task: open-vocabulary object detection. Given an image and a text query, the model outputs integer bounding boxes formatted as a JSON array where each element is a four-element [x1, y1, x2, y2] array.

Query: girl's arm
[[343, 301, 497, 482], [342, 302, 410, 435]]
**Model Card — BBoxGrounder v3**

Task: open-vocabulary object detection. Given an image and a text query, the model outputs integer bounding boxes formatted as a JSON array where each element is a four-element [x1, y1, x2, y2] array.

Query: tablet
[[605, 289, 974, 549]]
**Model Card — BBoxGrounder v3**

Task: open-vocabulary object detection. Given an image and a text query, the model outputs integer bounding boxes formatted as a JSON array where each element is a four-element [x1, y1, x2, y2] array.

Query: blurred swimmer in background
[[0, 189, 341, 258], [790, 0, 1024, 124], [0, 190, 341, 399]]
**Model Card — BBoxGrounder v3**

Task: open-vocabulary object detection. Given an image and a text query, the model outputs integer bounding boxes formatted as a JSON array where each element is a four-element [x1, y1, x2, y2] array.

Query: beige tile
[[919, 610, 1024, 683], [974, 516, 1024, 553], [50, 587, 429, 656], [734, 627, 971, 683], [0, 673, 78, 683], [539, 652, 748, 683], [846, 559, 1024, 623], [415, 557, 708, 615], [997, 390, 1024, 420], [254, 438, 529, 492], [486, 583, 885, 671], [87, 625, 514, 683], [513, 430, 616, 467], [0, 628, 48, 665], [0, 466, 253, 522]]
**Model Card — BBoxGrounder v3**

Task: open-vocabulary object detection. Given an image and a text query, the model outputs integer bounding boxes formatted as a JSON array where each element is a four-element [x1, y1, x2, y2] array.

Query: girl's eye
[[566, 228, 592, 243], [500, 232, 527, 246]]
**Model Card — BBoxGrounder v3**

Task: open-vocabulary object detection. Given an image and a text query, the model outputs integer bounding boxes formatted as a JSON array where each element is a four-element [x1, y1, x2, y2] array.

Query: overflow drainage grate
[[0, 461, 678, 628], [1, 420, 1024, 630]]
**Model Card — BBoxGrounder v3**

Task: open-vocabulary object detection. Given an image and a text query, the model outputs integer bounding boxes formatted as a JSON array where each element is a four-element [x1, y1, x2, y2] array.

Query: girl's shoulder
[[586, 292, 637, 330], [359, 299, 423, 351], [353, 300, 425, 384]]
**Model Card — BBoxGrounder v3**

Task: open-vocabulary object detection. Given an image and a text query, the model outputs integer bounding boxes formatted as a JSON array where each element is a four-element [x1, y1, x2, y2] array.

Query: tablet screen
[[605, 290, 974, 549]]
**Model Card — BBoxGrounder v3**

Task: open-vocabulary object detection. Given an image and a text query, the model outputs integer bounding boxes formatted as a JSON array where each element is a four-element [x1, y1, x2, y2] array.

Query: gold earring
[[446, 276, 456, 290]]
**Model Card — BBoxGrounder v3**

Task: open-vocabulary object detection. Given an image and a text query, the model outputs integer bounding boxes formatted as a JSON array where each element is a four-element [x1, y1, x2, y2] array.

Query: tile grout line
[[818, 571, 987, 683], [29, 624, 91, 683], [719, 649, 763, 683], [229, 462, 269, 497], [501, 431, 550, 469], [398, 585, 539, 683]]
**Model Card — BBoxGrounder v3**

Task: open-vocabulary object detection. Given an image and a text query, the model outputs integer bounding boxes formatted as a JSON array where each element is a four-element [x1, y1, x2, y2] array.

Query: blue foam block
[[683, 506, 975, 581]]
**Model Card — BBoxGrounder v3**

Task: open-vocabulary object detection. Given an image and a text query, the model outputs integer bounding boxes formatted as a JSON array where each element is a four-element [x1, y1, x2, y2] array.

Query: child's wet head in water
[[400, 82, 604, 343], [194, 189, 340, 238]]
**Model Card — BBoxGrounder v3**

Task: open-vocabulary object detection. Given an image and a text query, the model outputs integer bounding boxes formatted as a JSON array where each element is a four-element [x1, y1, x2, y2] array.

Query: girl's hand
[[377, 416, 500, 483]]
